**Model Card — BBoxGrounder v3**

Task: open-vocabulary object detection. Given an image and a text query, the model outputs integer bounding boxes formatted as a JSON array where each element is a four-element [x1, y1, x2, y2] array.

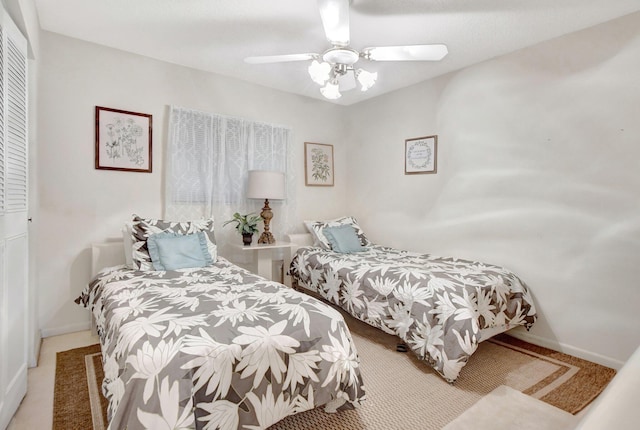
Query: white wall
[[36, 31, 349, 336], [345, 12, 640, 368], [36, 12, 640, 368]]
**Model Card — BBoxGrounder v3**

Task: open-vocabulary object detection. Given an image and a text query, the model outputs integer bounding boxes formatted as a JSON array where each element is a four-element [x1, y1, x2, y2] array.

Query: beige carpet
[[55, 315, 615, 429]]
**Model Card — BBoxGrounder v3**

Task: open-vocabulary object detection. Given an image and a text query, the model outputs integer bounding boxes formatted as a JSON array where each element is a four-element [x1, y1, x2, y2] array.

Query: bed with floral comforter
[[76, 258, 365, 430], [289, 244, 537, 383]]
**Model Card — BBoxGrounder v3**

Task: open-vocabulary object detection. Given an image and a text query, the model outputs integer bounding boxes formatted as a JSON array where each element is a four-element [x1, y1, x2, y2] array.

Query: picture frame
[[304, 142, 334, 186], [95, 106, 153, 172], [405, 135, 437, 175]]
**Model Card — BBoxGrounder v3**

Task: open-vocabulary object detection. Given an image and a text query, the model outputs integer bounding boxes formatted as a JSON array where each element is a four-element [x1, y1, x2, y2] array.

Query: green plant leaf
[[224, 212, 261, 235]]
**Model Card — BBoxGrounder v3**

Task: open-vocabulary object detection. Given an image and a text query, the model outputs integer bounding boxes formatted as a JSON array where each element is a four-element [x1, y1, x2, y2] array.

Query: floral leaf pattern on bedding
[[288, 245, 537, 382], [75, 258, 365, 429]]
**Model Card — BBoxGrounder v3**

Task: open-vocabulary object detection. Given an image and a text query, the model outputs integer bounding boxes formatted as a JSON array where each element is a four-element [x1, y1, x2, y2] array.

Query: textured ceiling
[[34, 0, 640, 106]]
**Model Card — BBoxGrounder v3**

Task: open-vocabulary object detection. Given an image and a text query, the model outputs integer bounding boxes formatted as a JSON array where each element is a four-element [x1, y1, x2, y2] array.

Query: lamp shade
[[246, 170, 285, 200]]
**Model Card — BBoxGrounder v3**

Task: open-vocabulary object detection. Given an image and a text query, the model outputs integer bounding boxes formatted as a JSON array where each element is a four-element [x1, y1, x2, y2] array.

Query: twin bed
[[76, 216, 365, 429], [287, 216, 537, 383], [77, 215, 536, 429]]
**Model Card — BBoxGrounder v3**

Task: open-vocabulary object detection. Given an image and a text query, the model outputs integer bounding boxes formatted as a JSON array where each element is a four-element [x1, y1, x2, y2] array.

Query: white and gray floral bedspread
[[76, 258, 365, 430], [289, 245, 537, 382]]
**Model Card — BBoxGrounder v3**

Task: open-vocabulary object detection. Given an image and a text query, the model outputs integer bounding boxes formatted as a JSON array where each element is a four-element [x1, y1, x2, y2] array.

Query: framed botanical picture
[[405, 135, 437, 174], [305, 142, 334, 186], [95, 106, 153, 172]]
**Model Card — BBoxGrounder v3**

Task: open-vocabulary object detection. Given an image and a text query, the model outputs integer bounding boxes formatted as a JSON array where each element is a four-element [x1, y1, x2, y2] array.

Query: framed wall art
[[95, 106, 153, 172], [305, 142, 334, 186], [405, 135, 437, 175]]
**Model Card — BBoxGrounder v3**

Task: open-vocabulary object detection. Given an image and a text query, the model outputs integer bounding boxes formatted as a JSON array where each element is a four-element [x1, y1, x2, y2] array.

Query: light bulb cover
[[356, 68, 378, 92], [308, 60, 332, 85], [320, 80, 342, 99]]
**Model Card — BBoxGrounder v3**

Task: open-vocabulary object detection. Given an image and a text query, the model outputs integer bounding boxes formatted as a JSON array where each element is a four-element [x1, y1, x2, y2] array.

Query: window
[[165, 106, 295, 235]]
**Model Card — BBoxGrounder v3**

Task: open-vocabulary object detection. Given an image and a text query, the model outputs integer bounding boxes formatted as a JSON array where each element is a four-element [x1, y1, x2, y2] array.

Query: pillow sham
[[131, 215, 217, 271], [304, 216, 371, 250], [323, 224, 365, 253], [147, 232, 213, 271]]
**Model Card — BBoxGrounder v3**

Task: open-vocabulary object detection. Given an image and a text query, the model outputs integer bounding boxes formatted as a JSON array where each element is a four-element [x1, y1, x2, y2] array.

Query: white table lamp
[[246, 170, 285, 244]]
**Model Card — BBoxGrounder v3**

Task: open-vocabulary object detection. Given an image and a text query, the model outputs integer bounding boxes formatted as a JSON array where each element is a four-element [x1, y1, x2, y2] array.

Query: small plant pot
[[242, 233, 253, 246]]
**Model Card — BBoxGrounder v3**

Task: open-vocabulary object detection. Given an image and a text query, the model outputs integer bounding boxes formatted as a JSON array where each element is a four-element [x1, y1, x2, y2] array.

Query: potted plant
[[223, 212, 262, 245]]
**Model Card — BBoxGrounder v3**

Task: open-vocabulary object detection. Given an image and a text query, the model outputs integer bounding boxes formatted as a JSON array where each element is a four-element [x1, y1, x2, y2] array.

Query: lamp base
[[257, 231, 276, 244], [258, 198, 276, 244]]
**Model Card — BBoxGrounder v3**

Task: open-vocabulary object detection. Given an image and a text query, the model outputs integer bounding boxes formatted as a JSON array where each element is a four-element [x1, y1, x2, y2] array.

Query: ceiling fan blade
[[363, 44, 448, 61], [317, 0, 350, 47], [244, 53, 317, 64]]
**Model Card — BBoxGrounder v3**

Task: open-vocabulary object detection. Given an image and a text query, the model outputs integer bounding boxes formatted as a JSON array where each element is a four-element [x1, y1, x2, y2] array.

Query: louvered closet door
[[0, 5, 28, 430]]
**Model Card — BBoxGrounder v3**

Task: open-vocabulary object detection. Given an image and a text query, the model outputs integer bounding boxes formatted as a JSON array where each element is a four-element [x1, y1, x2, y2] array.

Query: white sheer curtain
[[165, 106, 296, 256]]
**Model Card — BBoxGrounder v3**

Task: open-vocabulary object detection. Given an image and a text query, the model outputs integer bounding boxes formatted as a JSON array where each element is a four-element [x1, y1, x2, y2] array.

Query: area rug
[[442, 385, 578, 430], [53, 315, 615, 430], [52, 343, 105, 430]]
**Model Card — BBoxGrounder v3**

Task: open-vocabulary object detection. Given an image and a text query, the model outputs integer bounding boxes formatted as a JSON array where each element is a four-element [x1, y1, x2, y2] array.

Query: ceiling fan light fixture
[[308, 60, 332, 85], [322, 47, 359, 65], [244, 1, 449, 102], [356, 68, 377, 91], [320, 79, 341, 99]]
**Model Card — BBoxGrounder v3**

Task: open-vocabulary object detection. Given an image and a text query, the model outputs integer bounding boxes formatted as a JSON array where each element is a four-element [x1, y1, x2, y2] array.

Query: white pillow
[[304, 220, 324, 247], [122, 223, 135, 269]]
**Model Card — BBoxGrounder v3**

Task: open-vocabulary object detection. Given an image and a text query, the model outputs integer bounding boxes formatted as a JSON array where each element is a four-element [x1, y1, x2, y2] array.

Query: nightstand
[[231, 242, 295, 286]]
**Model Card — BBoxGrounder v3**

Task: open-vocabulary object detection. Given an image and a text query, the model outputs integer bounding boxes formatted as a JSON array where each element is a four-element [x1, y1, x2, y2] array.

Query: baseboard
[[29, 334, 41, 367], [0, 363, 27, 429], [507, 330, 625, 370], [40, 321, 91, 338]]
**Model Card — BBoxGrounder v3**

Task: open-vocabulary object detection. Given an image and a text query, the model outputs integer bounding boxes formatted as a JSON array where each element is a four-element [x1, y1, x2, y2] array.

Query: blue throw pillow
[[147, 231, 213, 271], [323, 224, 365, 253]]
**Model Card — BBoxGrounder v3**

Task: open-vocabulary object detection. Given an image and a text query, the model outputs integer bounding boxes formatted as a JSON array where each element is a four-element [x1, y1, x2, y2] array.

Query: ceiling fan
[[244, 0, 448, 100]]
